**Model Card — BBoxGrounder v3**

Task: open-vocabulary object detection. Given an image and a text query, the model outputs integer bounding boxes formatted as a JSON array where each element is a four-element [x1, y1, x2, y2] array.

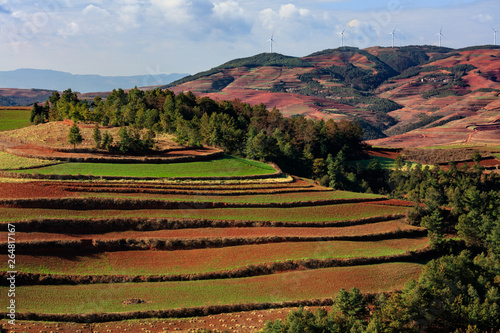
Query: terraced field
[[0, 150, 429, 332], [0, 107, 31, 131]]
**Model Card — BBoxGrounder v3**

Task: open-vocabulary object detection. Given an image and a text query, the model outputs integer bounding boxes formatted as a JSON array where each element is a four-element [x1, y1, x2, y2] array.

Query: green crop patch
[[80, 190, 383, 204], [0, 108, 31, 131], [13, 155, 277, 178], [5, 262, 424, 314], [0, 203, 409, 222]]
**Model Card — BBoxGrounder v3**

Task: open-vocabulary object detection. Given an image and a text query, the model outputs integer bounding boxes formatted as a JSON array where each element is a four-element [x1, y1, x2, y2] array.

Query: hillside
[[0, 120, 427, 332], [168, 46, 500, 147], [0, 88, 56, 106]]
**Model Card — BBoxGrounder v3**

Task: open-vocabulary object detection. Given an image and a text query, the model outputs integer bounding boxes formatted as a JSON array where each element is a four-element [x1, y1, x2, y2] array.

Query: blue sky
[[0, 0, 499, 77]]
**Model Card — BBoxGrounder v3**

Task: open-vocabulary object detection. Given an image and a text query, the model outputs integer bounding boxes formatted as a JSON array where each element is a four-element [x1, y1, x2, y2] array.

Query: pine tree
[[92, 124, 102, 148], [68, 123, 83, 150]]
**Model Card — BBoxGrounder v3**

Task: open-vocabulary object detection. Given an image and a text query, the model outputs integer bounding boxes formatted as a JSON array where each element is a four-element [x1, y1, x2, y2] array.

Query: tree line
[[32, 87, 390, 191], [258, 156, 500, 332]]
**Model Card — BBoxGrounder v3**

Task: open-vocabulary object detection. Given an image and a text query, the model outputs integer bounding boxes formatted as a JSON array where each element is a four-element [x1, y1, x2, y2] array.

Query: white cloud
[[150, 0, 212, 26], [58, 21, 79, 37], [82, 4, 109, 17], [212, 1, 251, 36], [213, 1, 244, 19], [472, 13, 492, 23], [279, 4, 310, 20]]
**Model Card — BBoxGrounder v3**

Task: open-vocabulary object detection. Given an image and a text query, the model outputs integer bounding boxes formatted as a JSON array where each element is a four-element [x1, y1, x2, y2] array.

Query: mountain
[[167, 45, 500, 147], [0, 88, 57, 107], [0, 69, 189, 94]]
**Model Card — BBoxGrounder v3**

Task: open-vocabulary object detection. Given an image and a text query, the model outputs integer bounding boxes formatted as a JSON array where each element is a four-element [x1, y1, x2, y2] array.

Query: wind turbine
[[340, 28, 346, 48], [493, 27, 498, 46], [389, 28, 396, 48], [268, 33, 276, 53], [437, 26, 444, 47]]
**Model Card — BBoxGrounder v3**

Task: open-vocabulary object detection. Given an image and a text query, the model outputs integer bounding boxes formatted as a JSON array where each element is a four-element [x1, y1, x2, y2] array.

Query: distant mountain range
[[0, 69, 188, 93]]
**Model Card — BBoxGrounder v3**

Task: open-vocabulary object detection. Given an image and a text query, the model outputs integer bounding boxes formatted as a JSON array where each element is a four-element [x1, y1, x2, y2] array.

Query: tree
[[102, 131, 114, 151], [68, 123, 83, 150], [30, 102, 49, 124], [420, 208, 444, 248], [92, 124, 102, 148], [118, 127, 133, 153]]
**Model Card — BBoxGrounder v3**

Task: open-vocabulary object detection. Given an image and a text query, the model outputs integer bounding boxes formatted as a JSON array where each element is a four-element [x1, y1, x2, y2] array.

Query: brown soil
[[366, 148, 402, 159], [0, 220, 417, 243], [0, 181, 77, 198], [1, 307, 298, 332]]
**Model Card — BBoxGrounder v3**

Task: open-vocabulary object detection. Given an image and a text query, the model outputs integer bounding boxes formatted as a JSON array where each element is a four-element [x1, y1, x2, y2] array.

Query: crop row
[[78, 190, 383, 205], [63, 185, 331, 196], [3, 214, 407, 234], [1, 220, 419, 242], [2, 238, 429, 276], [1, 245, 433, 285], [0, 262, 424, 316], [0, 202, 408, 223], [0, 196, 389, 211], [0, 228, 427, 254], [51, 181, 306, 192]]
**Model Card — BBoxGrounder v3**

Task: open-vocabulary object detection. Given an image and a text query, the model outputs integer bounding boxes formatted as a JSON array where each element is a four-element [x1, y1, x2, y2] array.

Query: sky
[[0, 0, 499, 77]]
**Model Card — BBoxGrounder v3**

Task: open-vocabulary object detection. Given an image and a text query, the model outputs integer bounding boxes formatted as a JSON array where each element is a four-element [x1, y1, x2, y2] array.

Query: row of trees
[[259, 159, 500, 332], [260, 251, 500, 332], [389, 155, 500, 253], [37, 87, 389, 191]]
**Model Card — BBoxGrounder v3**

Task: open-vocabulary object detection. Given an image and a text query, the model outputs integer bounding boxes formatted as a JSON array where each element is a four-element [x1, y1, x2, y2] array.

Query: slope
[[168, 46, 500, 146]]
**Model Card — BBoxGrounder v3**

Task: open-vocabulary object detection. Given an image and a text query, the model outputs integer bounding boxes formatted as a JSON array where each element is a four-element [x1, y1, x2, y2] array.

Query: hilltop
[[167, 45, 500, 147]]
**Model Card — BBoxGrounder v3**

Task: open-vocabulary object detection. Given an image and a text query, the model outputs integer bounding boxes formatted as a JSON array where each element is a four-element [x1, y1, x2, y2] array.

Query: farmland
[[0, 107, 31, 131], [7, 262, 424, 315], [11, 155, 277, 178], [0, 122, 430, 332], [0, 167, 428, 332], [6, 238, 429, 276]]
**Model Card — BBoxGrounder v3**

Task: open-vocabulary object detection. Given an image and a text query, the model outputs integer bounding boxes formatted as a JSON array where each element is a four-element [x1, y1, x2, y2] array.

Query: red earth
[[0, 220, 418, 243], [0, 182, 77, 199], [0, 307, 298, 333]]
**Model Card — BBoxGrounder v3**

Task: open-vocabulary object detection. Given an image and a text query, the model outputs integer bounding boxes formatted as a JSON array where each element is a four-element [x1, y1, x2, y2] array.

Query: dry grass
[[0, 152, 55, 170], [1, 121, 180, 149]]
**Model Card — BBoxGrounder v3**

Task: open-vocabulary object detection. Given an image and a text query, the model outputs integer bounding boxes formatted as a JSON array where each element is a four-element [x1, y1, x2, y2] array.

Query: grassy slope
[[4, 238, 429, 275], [12, 155, 277, 178], [6, 262, 424, 314]]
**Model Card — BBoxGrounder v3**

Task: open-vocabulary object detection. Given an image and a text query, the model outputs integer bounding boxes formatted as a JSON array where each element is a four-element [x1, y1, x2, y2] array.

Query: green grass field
[[80, 190, 383, 204], [0, 152, 55, 170], [5, 238, 429, 276], [12, 155, 277, 178], [0, 203, 409, 222], [354, 156, 429, 171], [0, 108, 31, 131], [353, 156, 397, 170], [6, 262, 424, 314]]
